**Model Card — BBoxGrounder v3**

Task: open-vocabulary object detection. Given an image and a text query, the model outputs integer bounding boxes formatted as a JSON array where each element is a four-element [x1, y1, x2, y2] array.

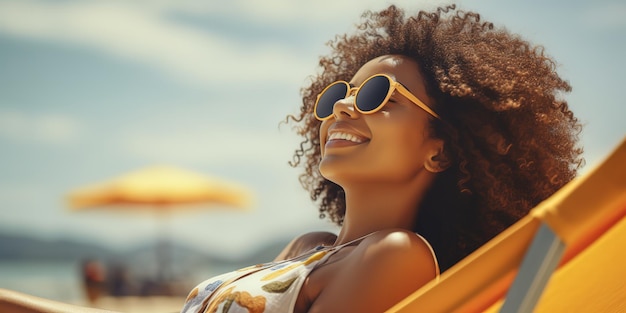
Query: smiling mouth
[[328, 132, 367, 143]]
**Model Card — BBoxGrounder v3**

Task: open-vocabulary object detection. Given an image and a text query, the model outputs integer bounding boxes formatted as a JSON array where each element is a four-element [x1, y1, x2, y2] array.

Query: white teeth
[[328, 132, 365, 143]]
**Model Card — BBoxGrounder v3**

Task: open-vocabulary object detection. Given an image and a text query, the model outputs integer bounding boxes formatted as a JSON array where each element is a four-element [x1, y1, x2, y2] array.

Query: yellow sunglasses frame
[[314, 74, 440, 121]]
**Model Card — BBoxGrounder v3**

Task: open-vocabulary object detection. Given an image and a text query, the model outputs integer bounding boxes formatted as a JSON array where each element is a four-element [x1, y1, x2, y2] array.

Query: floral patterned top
[[180, 233, 438, 313]]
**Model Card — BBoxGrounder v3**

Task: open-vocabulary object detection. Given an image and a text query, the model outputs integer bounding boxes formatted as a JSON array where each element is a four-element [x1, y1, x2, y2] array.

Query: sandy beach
[[78, 296, 187, 313]]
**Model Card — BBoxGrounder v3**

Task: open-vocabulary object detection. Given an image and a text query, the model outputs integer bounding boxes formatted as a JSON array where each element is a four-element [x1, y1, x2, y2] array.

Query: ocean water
[[0, 260, 83, 301], [0, 260, 239, 302]]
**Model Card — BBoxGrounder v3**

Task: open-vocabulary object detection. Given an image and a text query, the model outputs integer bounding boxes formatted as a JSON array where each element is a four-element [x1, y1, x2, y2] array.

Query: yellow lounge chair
[[388, 137, 626, 313]]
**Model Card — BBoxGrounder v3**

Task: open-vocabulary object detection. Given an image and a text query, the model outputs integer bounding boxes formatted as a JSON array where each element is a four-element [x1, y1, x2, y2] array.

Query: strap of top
[[414, 233, 440, 277], [310, 232, 440, 278], [202, 231, 439, 313], [313, 231, 376, 251]]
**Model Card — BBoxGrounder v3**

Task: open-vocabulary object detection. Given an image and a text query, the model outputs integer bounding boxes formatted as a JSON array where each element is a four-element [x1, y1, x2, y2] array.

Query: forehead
[[351, 55, 429, 101]]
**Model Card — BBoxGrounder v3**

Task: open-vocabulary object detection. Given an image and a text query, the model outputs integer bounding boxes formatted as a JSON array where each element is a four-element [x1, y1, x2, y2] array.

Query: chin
[[319, 167, 370, 187], [319, 164, 348, 186]]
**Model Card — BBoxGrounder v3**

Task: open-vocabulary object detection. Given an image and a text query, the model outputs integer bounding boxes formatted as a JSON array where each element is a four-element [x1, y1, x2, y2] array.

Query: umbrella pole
[[155, 207, 171, 288]]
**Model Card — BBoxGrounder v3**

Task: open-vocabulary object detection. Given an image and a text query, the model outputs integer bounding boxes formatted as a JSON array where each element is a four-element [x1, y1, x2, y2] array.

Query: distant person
[[108, 262, 131, 297], [0, 4, 583, 312], [81, 258, 106, 305]]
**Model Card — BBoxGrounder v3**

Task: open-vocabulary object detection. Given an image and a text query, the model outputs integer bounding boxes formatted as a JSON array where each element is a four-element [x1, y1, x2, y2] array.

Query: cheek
[[374, 135, 426, 173], [369, 122, 429, 173]]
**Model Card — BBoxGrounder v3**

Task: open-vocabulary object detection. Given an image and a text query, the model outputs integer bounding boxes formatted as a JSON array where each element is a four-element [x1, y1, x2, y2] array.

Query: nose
[[331, 96, 357, 119], [331, 91, 359, 120]]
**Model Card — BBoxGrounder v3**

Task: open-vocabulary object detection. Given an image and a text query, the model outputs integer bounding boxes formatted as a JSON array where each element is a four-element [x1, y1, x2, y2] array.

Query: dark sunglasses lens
[[356, 75, 390, 112], [316, 83, 348, 119]]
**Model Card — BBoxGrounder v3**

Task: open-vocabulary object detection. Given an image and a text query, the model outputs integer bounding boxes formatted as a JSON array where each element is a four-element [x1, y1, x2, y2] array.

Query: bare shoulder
[[359, 228, 437, 266], [309, 229, 438, 313], [274, 231, 337, 261], [351, 229, 438, 280]]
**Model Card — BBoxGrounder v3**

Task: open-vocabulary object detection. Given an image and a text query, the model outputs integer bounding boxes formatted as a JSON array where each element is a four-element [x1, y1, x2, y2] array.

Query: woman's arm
[[0, 288, 121, 313]]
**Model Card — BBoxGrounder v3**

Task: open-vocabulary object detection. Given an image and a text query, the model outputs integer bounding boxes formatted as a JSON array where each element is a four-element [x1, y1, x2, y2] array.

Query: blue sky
[[0, 0, 624, 259]]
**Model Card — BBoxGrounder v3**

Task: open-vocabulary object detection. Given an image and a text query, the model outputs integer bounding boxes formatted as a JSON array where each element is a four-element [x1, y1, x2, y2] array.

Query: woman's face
[[318, 55, 442, 186]]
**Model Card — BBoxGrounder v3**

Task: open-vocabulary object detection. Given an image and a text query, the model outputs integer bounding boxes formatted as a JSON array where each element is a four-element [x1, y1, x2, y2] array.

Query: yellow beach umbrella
[[67, 165, 254, 211], [66, 165, 255, 288]]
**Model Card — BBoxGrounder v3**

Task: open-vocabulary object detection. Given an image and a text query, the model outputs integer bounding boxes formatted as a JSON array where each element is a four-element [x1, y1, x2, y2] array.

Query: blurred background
[[0, 0, 624, 310]]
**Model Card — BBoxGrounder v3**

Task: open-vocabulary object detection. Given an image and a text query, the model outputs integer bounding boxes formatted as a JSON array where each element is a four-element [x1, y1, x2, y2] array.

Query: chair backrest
[[486, 202, 626, 312], [388, 137, 626, 313]]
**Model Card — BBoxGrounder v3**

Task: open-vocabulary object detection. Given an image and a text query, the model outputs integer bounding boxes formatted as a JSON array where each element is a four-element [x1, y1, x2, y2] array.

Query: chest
[[293, 247, 356, 313], [182, 248, 349, 313]]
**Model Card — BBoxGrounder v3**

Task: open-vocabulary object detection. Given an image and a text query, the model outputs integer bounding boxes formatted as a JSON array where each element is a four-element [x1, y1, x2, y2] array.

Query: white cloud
[[0, 1, 316, 87], [0, 109, 82, 145], [120, 125, 301, 166], [136, 0, 433, 25], [0, 0, 441, 88]]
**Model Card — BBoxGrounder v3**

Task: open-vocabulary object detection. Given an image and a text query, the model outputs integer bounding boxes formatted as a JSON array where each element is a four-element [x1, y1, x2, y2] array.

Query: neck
[[333, 173, 434, 246]]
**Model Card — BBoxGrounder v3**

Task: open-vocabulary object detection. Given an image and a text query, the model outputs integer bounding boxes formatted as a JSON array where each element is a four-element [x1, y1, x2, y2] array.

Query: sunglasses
[[314, 74, 440, 121]]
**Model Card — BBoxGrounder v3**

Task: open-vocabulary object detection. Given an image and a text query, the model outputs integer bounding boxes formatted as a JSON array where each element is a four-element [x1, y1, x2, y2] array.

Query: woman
[[157, 4, 583, 312], [0, 4, 582, 313]]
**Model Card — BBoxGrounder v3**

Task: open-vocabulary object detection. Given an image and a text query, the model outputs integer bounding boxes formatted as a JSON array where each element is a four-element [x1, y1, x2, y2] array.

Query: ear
[[424, 139, 450, 173]]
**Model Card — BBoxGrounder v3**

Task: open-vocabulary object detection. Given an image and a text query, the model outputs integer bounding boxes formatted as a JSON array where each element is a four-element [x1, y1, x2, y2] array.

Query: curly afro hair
[[286, 4, 583, 271]]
